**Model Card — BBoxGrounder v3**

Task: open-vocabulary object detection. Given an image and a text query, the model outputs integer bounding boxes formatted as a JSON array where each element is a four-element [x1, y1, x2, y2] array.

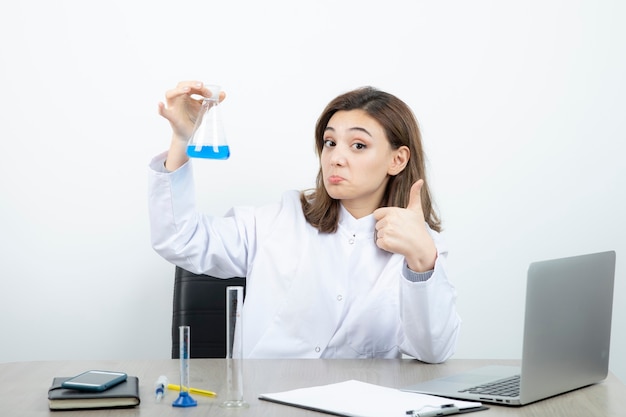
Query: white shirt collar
[[338, 204, 376, 239]]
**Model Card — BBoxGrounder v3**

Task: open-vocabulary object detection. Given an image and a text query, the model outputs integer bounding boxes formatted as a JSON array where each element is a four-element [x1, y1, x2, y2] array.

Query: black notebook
[[48, 376, 140, 410]]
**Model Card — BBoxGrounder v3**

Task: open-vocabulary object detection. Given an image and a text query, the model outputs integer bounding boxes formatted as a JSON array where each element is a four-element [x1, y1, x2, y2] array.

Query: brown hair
[[300, 86, 441, 233]]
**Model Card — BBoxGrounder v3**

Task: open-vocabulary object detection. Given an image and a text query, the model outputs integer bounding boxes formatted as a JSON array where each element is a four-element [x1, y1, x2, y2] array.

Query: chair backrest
[[171, 266, 246, 358]]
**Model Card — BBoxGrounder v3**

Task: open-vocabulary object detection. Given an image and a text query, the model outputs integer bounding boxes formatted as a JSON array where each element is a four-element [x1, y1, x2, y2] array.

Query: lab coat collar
[[338, 204, 376, 239]]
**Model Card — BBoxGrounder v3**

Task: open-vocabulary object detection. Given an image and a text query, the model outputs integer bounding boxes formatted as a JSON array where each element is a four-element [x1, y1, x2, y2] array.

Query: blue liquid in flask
[[187, 145, 230, 159]]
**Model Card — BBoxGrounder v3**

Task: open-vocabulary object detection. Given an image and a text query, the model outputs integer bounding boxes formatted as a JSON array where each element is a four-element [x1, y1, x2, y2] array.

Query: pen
[[167, 383, 218, 398], [406, 404, 460, 417]]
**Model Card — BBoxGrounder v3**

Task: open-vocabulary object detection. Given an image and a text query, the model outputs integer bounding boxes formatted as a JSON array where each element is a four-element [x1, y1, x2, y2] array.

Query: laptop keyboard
[[459, 375, 520, 397]]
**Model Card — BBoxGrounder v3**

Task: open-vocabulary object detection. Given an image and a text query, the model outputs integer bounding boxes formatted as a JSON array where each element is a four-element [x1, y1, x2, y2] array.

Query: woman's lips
[[328, 175, 344, 185]]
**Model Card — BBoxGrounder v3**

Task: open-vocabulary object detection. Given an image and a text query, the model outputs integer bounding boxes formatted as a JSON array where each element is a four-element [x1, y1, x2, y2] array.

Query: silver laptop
[[403, 250, 616, 406]]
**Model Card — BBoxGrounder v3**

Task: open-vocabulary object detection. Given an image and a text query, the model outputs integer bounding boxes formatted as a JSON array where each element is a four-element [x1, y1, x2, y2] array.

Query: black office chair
[[171, 266, 246, 359]]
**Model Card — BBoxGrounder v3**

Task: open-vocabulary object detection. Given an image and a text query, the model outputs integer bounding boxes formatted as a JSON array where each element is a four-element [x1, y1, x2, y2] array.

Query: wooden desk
[[1, 358, 624, 416]]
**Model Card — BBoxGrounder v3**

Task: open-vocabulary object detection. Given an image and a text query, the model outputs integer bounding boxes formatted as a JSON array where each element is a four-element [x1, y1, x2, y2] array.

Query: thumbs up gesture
[[373, 179, 437, 272]]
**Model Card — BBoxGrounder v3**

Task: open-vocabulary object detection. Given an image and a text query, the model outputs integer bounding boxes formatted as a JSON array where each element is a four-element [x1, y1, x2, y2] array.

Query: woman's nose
[[331, 154, 346, 166], [330, 147, 347, 166]]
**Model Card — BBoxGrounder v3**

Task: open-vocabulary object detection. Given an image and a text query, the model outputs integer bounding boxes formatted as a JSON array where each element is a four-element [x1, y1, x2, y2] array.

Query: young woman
[[148, 81, 460, 362]]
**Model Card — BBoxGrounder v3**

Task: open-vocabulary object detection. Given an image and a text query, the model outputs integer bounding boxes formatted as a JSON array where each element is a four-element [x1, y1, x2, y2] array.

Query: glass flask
[[187, 84, 229, 159]]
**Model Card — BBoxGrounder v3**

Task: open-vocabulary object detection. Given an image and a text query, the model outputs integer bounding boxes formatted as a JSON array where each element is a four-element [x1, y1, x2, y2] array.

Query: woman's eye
[[353, 143, 367, 150], [323, 139, 335, 147]]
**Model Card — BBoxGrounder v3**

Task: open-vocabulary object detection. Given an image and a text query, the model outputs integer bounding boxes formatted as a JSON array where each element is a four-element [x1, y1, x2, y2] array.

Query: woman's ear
[[388, 146, 410, 176]]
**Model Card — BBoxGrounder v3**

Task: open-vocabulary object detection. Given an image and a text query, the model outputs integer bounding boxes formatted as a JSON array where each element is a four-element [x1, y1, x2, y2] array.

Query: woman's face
[[321, 109, 407, 218]]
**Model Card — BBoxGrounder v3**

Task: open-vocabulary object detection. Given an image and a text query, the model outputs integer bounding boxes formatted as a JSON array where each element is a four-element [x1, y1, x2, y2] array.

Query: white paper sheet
[[260, 379, 484, 417]]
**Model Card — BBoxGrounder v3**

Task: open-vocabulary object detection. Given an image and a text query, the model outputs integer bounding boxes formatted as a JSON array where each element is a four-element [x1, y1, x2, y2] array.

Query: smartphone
[[61, 370, 128, 392]]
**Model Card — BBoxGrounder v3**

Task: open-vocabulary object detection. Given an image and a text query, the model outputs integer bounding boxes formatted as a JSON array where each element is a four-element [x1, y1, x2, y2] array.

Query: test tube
[[172, 325, 197, 407], [220, 286, 248, 408]]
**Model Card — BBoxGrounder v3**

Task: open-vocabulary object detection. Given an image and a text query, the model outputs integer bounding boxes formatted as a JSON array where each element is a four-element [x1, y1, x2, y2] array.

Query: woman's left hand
[[373, 179, 437, 272]]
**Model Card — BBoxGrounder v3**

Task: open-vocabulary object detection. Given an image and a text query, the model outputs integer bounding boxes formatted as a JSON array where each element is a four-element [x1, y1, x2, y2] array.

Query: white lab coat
[[148, 153, 460, 362]]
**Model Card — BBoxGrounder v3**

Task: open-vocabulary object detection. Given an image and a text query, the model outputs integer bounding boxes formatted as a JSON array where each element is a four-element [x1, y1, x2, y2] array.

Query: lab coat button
[[315, 346, 321, 353], [348, 237, 355, 244], [336, 294, 343, 301]]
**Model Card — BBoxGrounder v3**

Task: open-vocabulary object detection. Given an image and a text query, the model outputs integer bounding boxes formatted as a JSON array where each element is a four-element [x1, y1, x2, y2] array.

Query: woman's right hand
[[157, 81, 226, 171], [158, 81, 226, 142]]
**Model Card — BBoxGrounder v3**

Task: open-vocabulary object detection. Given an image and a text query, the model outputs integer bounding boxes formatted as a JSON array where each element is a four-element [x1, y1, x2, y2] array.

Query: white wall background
[[1, 1, 624, 383]]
